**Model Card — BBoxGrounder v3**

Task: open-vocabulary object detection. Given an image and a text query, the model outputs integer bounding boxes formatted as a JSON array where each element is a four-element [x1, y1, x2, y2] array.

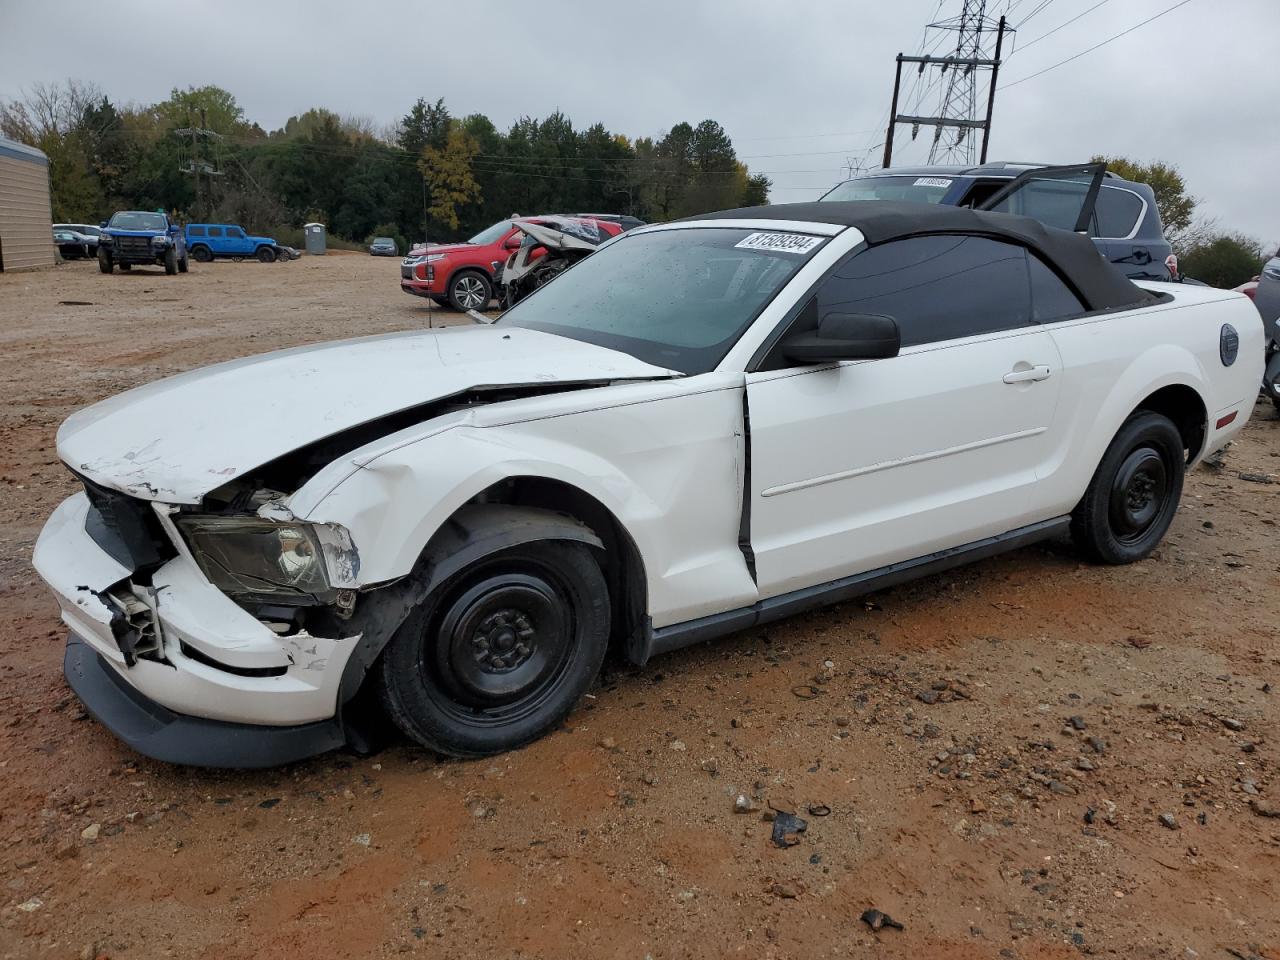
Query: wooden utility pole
[[979, 17, 1007, 164], [882, 55, 904, 170]]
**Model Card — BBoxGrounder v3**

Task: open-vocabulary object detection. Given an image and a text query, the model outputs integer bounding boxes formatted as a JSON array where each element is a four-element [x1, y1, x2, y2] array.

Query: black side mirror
[[783, 312, 901, 364]]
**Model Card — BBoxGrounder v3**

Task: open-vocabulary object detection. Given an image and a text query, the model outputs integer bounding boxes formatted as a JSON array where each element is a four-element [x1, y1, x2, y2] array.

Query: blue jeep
[[821, 162, 1177, 282], [98, 210, 188, 275], [185, 223, 280, 263]]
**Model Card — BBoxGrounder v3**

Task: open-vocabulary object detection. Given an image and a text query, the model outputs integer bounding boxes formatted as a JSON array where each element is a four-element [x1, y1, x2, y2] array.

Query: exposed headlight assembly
[[176, 516, 349, 604]]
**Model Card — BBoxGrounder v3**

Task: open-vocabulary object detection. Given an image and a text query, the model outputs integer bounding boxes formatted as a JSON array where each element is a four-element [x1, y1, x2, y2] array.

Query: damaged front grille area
[[87, 583, 165, 667], [78, 474, 177, 572]]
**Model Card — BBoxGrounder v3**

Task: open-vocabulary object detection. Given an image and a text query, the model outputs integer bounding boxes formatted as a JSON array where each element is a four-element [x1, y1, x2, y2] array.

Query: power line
[[1016, 0, 1059, 27], [1013, 0, 1111, 54], [1001, 0, 1197, 88]]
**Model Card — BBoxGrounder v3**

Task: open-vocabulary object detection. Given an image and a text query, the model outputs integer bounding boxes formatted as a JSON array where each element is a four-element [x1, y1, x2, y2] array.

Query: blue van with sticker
[[821, 161, 1176, 282]]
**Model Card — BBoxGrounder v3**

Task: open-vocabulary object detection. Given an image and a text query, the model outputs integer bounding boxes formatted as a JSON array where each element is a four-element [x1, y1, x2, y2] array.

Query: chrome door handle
[[1003, 364, 1052, 384]]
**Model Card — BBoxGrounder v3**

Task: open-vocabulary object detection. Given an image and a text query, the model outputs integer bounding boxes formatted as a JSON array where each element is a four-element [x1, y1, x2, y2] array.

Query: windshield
[[108, 212, 167, 231], [821, 175, 956, 204], [468, 220, 512, 245], [498, 227, 825, 374], [373, 237, 393, 244]]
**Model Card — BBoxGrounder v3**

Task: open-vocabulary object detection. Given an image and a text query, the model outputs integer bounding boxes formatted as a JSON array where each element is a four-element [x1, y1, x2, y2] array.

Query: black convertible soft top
[[691, 201, 1156, 313]]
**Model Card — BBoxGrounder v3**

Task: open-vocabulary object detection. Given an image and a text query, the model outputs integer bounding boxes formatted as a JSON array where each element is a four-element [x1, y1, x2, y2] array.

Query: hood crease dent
[[59, 326, 678, 504]]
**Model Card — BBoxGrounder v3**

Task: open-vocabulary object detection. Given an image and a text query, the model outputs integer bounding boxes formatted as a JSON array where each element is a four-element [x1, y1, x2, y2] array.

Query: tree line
[[0, 82, 772, 249]]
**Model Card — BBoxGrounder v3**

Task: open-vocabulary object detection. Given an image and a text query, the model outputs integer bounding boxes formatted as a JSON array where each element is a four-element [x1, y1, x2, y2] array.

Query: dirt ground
[[0, 254, 1277, 960]]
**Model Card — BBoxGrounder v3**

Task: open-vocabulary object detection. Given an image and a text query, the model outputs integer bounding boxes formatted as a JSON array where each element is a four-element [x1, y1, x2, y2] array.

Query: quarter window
[[812, 235, 1033, 347], [1027, 254, 1085, 322], [208, 226, 223, 237], [1094, 187, 1144, 239]]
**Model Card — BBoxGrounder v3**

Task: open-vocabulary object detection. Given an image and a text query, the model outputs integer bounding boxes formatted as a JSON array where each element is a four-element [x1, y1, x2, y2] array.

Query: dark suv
[[821, 161, 1175, 281]]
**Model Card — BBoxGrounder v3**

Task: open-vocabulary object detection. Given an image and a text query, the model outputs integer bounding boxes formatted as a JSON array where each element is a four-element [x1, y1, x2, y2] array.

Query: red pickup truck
[[400, 215, 641, 311]]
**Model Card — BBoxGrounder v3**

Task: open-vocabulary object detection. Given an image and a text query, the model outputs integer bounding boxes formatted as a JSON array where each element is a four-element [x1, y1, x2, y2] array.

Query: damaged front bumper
[[33, 493, 358, 767]]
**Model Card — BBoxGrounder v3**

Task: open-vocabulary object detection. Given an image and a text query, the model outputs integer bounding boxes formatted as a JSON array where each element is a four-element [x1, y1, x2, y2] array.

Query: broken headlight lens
[[176, 517, 334, 604]]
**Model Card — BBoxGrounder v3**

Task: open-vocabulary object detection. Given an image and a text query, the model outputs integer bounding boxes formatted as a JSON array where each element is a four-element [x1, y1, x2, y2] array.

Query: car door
[[224, 226, 250, 256], [206, 225, 225, 255], [979, 162, 1106, 235], [745, 235, 1066, 600]]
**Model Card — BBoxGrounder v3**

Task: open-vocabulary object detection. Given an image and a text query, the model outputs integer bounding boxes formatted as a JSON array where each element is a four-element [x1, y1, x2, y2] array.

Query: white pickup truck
[[34, 192, 1264, 766]]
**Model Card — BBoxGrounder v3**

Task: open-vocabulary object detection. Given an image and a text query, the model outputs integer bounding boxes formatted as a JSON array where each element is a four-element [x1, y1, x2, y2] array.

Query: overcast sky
[[2, 0, 1275, 245]]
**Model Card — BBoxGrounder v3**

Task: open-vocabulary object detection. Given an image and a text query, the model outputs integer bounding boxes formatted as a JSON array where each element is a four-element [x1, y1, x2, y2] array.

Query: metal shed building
[[0, 137, 55, 272]]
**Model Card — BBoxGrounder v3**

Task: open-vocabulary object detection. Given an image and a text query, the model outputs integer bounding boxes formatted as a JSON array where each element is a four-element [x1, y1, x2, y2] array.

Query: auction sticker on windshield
[[734, 232, 824, 255], [914, 177, 953, 188]]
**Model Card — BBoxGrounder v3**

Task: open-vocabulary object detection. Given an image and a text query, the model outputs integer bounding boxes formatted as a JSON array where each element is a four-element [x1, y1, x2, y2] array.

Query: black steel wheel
[[191, 245, 213, 263], [256, 246, 276, 263], [377, 540, 609, 757], [97, 249, 113, 274], [1071, 411, 1185, 564]]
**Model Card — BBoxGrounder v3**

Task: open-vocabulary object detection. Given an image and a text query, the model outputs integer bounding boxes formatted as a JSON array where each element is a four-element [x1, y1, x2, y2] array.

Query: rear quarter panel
[[1036, 287, 1265, 516]]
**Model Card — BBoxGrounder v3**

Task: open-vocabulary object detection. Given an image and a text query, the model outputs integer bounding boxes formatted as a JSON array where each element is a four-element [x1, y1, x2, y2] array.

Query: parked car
[[34, 195, 1263, 767], [821, 161, 1177, 281], [401, 215, 633, 311], [185, 223, 279, 263], [53, 228, 93, 259], [368, 237, 398, 257], [98, 210, 188, 275], [1254, 252, 1280, 326], [54, 223, 103, 255], [1256, 252, 1280, 411]]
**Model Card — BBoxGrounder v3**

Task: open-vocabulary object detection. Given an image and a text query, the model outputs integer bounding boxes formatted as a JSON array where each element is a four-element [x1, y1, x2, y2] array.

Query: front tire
[[164, 247, 178, 275], [97, 250, 113, 274], [256, 246, 276, 263], [1070, 411, 1185, 564], [377, 541, 609, 757], [447, 270, 491, 312]]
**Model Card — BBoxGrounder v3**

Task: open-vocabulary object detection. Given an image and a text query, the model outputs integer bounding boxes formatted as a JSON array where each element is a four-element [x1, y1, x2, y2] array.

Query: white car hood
[[59, 325, 678, 503]]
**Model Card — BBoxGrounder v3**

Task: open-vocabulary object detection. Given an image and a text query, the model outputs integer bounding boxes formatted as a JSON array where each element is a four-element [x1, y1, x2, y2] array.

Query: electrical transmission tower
[[882, 2, 1009, 169], [173, 108, 223, 217]]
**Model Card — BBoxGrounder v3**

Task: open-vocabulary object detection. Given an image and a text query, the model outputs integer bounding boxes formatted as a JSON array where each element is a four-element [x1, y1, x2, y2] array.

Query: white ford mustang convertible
[[34, 195, 1263, 766]]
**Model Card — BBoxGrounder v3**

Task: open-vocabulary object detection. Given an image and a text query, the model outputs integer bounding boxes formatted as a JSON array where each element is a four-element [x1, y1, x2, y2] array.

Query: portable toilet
[[303, 222, 326, 256]]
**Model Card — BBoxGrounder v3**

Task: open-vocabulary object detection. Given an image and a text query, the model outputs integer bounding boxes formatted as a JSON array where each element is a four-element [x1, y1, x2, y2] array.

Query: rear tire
[[256, 246, 276, 263], [377, 540, 609, 757], [1070, 411, 1185, 564], [191, 245, 213, 263], [97, 250, 113, 274]]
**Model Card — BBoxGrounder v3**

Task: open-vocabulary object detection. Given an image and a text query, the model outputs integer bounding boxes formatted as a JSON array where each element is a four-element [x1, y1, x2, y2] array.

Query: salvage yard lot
[[1, 256, 1278, 959]]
